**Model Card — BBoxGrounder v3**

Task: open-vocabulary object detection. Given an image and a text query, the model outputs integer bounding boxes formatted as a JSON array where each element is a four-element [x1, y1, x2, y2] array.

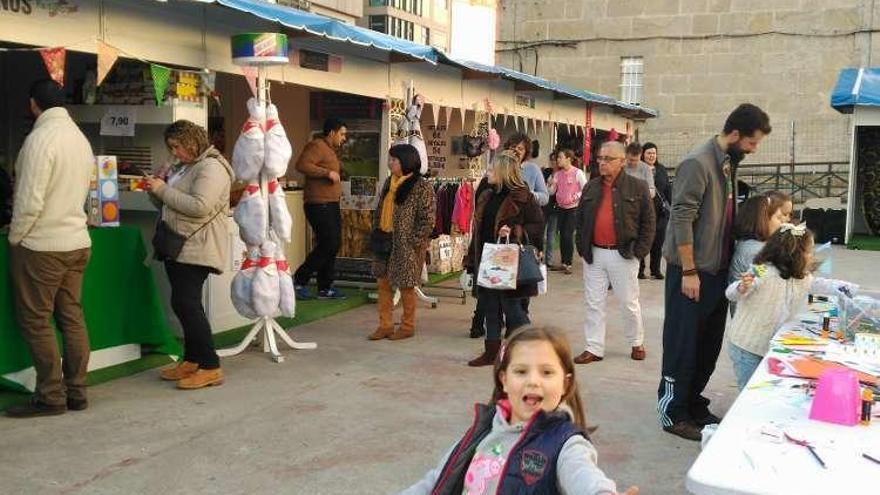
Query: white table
[[686, 317, 880, 495]]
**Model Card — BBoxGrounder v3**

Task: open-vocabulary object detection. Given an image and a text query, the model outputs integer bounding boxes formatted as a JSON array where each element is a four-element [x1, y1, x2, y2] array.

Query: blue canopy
[[205, 0, 657, 117], [831, 68, 880, 113], [213, 0, 437, 63]]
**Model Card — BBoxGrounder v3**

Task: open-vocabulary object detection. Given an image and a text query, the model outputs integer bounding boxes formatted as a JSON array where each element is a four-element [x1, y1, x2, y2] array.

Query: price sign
[[100, 107, 137, 137]]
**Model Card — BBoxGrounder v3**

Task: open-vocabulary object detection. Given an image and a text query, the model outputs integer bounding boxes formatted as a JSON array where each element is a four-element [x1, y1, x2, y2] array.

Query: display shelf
[[68, 101, 207, 128]]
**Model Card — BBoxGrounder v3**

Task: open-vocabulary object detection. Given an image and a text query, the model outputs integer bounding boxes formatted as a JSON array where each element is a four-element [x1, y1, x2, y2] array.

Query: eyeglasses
[[597, 155, 623, 162]]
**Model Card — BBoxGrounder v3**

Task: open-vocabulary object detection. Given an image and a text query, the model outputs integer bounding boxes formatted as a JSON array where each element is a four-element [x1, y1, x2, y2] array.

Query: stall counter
[[0, 227, 181, 391]]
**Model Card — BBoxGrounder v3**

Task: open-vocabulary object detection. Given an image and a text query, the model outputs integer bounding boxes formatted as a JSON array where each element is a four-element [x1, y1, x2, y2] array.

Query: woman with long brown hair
[[465, 151, 544, 367]]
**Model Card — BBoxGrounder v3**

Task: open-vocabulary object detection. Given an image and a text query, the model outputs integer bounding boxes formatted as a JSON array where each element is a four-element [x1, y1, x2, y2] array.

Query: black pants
[[557, 207, 578, 266], [657, 264, 728, 426], [640, 216, 667, 276], [480, 289, 529, 341], [294, 202, 341, 291], [165, 261, 219, 369]]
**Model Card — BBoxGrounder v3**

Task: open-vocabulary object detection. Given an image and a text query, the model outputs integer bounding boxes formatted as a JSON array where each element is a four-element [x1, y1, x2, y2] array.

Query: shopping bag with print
[[230, 250, 259, 319], [476, 237, 519, 290], [252, 241, 281, 317], [233, 183, 267, 246], [267, 179, 292, 243], [275, 243, 296, 318], [263, 102, 292, 178], [232, 97, 265, 182]]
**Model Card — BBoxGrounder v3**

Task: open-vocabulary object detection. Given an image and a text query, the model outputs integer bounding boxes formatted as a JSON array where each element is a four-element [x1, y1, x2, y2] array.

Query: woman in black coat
[[464, 150, 544, 367], [640, 142, 671, 279]]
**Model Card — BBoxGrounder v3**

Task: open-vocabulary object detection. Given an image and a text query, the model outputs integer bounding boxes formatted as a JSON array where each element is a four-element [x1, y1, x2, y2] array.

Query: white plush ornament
[[263, 102, 293, 178], [232, 97, 265, 182], [251, 241, 281, 317], [395, 94, 429, 175], [233, 183, 267, 246], [230, 252, 259, 320], [275, 244, 296, 317], [268, 179, 292, 243]]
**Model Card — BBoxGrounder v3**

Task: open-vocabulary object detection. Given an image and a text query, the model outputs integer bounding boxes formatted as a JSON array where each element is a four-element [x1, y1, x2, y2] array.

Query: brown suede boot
[[177, 368, 224, 389], [389, 287, 416, 340], [468, 339, 501, 367], [370, 278, 396, 340], [159, 361, 199, 381]]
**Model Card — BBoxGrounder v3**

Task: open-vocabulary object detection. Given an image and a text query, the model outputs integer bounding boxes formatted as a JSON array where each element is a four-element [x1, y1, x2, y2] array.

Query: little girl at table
[[397, 326, 638, 495], [725, 223, 858, 390]]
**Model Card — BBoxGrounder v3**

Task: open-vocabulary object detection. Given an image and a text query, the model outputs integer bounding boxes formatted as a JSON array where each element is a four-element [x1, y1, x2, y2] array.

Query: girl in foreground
[[399, 327, 638, 495]]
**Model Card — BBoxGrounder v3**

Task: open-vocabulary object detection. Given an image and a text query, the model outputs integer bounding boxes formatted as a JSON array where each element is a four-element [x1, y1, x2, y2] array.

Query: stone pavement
[[1, 247, 877, 494]]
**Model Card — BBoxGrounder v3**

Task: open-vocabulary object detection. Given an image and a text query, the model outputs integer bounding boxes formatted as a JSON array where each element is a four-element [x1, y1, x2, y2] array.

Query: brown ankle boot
[[389, 287, 416, 340], [159, 361, 198, 381], [177, 368, 224, 389], [368, 327, 395, 340], [468, 340, 501, 367]]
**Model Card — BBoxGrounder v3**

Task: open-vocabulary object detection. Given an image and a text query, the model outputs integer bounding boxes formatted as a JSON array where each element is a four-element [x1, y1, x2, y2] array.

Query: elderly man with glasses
[[573, 141, 655, 365]]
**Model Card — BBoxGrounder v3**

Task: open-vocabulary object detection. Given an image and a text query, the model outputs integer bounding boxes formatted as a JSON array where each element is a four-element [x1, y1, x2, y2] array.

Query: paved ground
[[1, 247, 877, 495]]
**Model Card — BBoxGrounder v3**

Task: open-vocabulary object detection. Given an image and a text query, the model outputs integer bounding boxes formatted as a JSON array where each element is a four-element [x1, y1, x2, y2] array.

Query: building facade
[[270, 0, 364, 23], [496, 0, 879, 201], [361, 0, 452, 50]]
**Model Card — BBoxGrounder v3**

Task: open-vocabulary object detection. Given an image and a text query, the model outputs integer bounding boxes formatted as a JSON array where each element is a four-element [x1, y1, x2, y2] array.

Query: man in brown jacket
[[293, 118, 347, 299], [573, 141, 655, 365]]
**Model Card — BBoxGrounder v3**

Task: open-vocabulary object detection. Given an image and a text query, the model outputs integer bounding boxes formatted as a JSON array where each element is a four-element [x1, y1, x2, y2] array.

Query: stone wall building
[[496, 0, 878, 200]]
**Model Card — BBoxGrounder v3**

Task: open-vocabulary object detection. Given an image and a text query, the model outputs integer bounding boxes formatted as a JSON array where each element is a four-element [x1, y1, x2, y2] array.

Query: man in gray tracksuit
[[657, 104, 772, 441]]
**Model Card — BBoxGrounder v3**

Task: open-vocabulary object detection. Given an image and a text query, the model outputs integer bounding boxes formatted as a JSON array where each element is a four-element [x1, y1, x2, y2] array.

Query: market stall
[[830, 67, 880, 245]]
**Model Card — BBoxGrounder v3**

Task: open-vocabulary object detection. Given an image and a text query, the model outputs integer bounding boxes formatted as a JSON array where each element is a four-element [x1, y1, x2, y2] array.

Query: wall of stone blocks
[[496, 0, 879, 169]]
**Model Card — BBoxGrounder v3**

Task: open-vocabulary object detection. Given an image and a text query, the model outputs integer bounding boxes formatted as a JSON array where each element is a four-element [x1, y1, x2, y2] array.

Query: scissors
[[784, 433, 826, 469]]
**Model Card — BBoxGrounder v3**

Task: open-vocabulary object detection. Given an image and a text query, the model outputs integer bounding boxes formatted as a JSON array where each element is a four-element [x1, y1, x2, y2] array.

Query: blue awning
[[203, 0, 656, 118], [438, 54, 658, 119], [831, 68, 880, 113], [212, 0, 437, 63]]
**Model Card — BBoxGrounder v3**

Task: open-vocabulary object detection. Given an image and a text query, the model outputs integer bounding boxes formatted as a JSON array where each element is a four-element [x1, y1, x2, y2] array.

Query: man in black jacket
[[573, 141, 655, 365]]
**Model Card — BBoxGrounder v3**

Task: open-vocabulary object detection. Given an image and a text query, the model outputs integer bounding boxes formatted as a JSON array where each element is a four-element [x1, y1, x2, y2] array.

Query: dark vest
[[431, 403, 588, 495]]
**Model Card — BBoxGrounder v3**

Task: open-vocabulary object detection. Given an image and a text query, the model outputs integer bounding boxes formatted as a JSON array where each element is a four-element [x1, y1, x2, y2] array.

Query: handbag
[[369, 228, 393, 258], [516, 230, 544, 286], [152, 209, 223, 261]]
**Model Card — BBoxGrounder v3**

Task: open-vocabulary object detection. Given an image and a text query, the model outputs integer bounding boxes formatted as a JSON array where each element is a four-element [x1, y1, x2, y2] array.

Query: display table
[[0, 227, 181, 392], [686, 305, 880, 495]]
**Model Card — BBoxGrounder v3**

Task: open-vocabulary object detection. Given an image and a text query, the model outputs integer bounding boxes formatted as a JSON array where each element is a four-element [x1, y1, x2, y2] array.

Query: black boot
[[469, 313, 486, 338], [468, 339, 501, 367]]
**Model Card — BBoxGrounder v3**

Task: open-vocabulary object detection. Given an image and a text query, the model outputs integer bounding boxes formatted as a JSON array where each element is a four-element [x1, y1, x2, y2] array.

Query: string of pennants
[[422, 100, 586, 137], [1, 38, 219, 106]]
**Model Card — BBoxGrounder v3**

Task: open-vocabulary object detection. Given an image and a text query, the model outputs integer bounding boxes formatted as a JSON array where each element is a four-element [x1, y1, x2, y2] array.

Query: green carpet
[[427, 270, 463, 286], [849, 234, 880, 251], [1, 287, 369, 412]]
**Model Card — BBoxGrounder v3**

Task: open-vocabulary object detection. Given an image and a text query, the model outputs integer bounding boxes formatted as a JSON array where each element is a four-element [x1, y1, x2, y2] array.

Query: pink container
[[809, 368, 861, 426]]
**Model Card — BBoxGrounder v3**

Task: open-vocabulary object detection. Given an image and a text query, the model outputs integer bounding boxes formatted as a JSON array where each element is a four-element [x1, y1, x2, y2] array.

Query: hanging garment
[[252, 240, 280, 317], [275, 243, 296, 317], [268, 179, 292, 243], [231, 252, 259, 320], [451, 180, 474, 234]]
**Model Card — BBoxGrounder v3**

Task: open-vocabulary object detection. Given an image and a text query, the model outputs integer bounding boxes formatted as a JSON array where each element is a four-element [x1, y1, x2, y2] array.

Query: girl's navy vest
[[430, 403, 588, 495]]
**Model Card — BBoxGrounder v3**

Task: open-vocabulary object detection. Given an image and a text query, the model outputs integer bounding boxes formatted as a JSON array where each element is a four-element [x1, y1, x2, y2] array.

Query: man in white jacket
[[6, 80, 94, 418]]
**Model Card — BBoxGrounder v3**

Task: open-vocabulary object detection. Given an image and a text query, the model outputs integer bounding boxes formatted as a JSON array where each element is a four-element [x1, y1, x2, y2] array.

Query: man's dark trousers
[[294, 202, 342, 291], [657, 264, 729, 426]]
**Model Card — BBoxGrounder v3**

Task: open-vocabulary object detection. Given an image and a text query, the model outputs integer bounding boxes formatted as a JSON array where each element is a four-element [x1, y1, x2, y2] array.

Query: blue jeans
[[544, 211, 558, 265], [728, 343, 763, 391]]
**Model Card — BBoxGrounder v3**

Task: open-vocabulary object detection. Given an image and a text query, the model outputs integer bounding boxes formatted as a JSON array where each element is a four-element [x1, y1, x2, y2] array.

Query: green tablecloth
[[0, 226, 181, 388]]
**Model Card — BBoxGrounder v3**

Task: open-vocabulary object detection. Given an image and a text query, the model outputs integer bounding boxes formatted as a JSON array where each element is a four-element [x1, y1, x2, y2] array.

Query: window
[[620, 56, 644, 105], [369, 15, 388, 33], [369, 0, 389, 6]]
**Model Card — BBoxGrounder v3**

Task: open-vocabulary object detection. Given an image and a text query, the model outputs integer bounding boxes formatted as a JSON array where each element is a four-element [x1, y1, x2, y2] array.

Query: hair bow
[[779, 222, 807, 237]]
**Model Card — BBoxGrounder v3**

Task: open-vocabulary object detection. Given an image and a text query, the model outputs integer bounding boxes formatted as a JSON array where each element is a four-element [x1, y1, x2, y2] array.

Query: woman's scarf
[[379, 174, 411, 232]]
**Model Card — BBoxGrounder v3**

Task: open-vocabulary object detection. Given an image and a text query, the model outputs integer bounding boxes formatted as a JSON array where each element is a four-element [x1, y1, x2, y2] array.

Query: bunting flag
[[431, 103, 440, 126], [150, 64, 171, 106], [96, 40, 119, 86], [444, 106, 453, 130], [39, 47, 66, 86], [241, 66, 258, 97], [503, 113, 510, 128], [514, 115, 520, 131], [459, 107, 466, 131]]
